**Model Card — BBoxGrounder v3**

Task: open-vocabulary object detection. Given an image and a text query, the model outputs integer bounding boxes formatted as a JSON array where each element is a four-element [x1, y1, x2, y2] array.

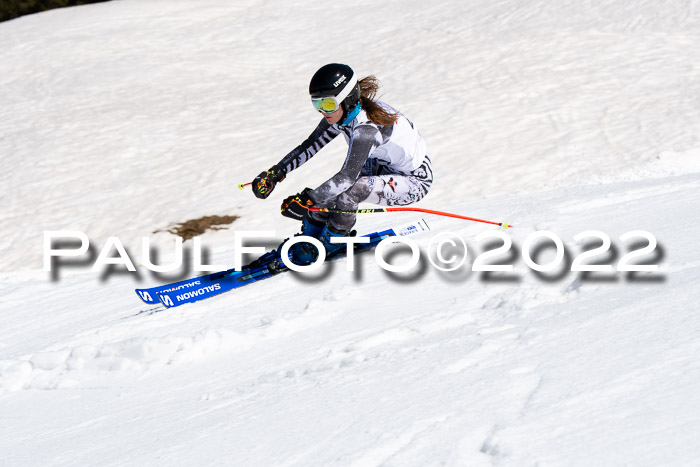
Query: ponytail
[[358, 75, 398, 126]]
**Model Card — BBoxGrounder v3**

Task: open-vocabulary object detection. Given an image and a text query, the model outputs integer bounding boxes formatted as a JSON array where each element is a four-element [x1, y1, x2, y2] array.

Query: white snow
[[1, 0, 700, 465]]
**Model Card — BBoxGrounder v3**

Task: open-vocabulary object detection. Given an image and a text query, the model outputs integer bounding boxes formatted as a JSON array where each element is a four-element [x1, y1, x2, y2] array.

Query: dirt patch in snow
[[156, 215, 239, 240]]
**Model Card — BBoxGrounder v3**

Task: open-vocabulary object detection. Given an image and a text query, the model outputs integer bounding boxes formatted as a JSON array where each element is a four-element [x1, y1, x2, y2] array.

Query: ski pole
[[308, 207, 513, 229], [238, 181, 253, 190]]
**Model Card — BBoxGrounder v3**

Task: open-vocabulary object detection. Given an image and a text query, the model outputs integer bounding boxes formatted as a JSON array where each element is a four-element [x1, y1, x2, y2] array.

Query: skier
[[252, 63, 433, 264]]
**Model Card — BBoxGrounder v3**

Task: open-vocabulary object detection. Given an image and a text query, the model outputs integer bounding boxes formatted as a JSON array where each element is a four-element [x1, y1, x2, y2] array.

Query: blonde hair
[[358, 75, 398, 126]]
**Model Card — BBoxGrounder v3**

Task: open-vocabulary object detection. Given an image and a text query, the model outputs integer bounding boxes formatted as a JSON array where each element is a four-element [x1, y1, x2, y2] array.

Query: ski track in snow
[[2, 0, 700, 465]]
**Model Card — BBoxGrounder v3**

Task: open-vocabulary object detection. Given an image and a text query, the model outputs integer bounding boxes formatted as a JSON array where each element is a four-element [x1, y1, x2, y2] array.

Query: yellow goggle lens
[[312, 97, 339, 113]]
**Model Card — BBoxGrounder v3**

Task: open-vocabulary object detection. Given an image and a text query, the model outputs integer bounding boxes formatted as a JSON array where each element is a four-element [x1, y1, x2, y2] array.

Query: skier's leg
[[328, 156, 433, 232]]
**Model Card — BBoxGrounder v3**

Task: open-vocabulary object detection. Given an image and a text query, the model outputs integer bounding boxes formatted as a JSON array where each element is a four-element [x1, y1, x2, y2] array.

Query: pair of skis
[[135, 219, 430, 309]]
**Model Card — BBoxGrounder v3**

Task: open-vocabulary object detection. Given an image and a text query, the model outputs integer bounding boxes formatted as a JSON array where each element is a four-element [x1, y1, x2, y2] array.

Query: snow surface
[[1, 0, 700, 465]]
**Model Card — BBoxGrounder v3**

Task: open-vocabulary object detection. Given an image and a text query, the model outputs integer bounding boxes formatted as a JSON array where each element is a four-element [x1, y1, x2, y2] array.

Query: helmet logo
[[333, 75, 347, 87]]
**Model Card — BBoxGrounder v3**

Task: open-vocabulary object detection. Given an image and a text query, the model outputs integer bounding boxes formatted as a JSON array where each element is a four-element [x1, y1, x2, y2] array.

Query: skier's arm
[[309, 124, 382, 204], [277, 118, 341, 174], [253, 119, 340, 199]]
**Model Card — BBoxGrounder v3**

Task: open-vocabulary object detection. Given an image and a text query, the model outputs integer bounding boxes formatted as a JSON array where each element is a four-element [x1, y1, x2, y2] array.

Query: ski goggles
[[310, 73, 358, 114], [311, 96, 342, 113]]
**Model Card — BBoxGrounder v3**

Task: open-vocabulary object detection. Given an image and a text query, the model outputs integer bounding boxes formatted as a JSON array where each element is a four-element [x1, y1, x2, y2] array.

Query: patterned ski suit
[[277, 101, 433, 231]]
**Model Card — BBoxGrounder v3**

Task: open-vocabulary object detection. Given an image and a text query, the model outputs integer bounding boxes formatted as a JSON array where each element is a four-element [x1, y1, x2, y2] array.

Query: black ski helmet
[[309, 63, 361, 116]]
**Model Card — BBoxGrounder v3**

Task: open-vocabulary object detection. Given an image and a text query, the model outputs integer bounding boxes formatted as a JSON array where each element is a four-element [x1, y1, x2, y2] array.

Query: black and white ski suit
[[277, 101, 433, 232]]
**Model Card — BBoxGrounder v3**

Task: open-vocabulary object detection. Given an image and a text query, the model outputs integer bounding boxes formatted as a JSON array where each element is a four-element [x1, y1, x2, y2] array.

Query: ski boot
[[285, 217, 325, 266], [320, 224, 354, 258], [248, 217, 325, 271], [300, 216, 325, 238]]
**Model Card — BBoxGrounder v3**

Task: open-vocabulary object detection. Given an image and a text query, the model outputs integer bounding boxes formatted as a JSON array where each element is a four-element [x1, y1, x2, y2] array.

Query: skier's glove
[[253, 165, 286, 199], [281, 188, 315, 220]]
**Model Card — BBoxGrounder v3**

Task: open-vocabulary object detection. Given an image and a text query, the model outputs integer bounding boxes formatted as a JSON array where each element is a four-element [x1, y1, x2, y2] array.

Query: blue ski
[[135, 266, 240, 305], [146, 219, 429, 308]]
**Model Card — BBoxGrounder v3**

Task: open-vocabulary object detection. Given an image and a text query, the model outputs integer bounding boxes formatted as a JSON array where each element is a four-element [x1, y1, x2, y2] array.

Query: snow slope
[[1, 0, 700, 465]]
